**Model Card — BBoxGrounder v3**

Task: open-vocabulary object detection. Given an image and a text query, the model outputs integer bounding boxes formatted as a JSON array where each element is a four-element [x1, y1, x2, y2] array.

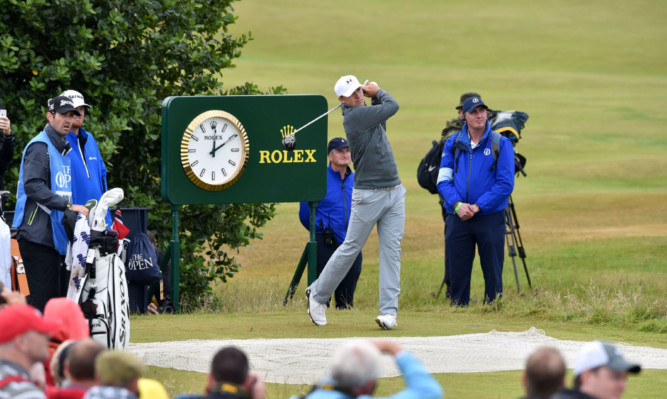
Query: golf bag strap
[[489, 131, 501, 172]]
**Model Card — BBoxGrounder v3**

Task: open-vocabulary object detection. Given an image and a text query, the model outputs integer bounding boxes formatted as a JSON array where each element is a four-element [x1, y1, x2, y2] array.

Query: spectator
[[0, 104, 16, 191], [0, 304, 61, 398], [307, 76, 406, 330], [304, 339, 442, 399], [137, 378, 169, 399], [552, 341, 641, 399], [48, 339, 76, 388], [12, 96, 90, 311], [83, 351, 144, 399], [46, 339, 105, 399], [299, 137, 362, 309], [436, 96, 515, 306], [521, 346, 565, 399], [207, 346, 265, 399], [43, 298, 90, 387], [175, 346, 265, 399]]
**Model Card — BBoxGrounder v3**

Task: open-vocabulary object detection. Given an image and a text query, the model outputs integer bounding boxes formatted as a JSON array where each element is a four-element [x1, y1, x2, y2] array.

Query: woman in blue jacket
[[436, 97, 515, 306]]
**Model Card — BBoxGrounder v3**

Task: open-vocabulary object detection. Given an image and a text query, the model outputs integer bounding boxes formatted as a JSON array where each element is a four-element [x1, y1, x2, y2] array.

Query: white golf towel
[[66, 214, 91, 300]]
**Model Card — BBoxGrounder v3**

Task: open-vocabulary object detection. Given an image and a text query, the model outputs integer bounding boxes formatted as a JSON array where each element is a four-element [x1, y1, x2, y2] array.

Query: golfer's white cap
[[61, 90, 91, 109], [334, 75, 362, 97], [573, 341, 641, 376]]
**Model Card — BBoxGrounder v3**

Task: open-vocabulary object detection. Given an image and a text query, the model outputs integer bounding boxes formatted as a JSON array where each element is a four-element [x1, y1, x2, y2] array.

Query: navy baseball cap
[[328, 137, 349, 153], [48, 96, 81, 116], [461, 96, 488, 114], [456, 92, 481, 109]]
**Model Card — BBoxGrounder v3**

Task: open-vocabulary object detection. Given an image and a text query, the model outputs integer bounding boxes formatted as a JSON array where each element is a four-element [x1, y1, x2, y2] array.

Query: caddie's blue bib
[[13, 131, 72, 254]]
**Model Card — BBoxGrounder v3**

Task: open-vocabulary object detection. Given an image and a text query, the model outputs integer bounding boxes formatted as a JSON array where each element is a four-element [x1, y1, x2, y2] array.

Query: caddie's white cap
[[334, 75, 362, 98], [61, 90, 91, 109], [573, 341, 641, 376]]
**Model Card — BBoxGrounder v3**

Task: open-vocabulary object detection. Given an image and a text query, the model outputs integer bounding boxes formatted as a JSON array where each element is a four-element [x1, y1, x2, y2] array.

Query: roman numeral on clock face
[[212, 171, 216, 180]]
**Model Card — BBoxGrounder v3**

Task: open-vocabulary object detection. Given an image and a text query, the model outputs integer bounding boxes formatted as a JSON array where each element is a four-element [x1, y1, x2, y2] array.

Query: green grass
[[133, 0, 666, 397]]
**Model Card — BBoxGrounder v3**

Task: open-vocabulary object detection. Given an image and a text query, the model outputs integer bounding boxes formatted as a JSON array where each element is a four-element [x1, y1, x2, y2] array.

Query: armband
[[454, 202, 463, 213]]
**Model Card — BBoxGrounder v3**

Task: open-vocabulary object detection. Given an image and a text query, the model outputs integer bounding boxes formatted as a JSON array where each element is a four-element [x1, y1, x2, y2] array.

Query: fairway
[[135, 0, 666, 398]]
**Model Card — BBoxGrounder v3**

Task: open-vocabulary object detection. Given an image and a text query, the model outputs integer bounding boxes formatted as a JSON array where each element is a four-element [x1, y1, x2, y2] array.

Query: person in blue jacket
[[299, 137, 362, 309], [436, 96, 514, 306], [61, 90, 112, 227], [303, 340, 443, 399], [12, 96, 90, 311]]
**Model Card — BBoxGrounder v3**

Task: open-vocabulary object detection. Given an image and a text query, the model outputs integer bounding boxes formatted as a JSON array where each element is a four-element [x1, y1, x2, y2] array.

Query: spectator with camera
[[436, 96, 515, 306], [302, 339, 442, 399], [299, 137, 362, 309], [0, 104, 16, 191]]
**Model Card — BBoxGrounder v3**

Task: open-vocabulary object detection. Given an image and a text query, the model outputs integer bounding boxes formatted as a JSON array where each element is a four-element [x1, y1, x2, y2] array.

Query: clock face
[[180, 110, 249, 191]]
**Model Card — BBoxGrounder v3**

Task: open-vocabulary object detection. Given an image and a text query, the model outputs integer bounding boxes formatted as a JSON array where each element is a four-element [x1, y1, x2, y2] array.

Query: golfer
[[307, 75, 405, 330]]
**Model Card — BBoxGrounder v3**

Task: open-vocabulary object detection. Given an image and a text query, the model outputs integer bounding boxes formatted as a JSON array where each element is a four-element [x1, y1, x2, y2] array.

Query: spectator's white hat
[[61, 89, 91, 109], [573, 341, 641, 376]]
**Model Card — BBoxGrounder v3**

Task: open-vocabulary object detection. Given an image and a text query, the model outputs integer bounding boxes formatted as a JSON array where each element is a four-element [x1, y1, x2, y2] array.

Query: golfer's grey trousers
[[311, 184, 406, 316]]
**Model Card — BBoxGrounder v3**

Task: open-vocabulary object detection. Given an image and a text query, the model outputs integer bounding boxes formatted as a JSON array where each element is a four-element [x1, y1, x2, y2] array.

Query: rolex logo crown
[[280, 125, 295, 139], [210, 120, 218, 130]]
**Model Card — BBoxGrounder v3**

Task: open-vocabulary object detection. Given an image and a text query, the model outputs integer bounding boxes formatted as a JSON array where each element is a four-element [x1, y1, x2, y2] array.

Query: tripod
[[505, 194, 531, 293]]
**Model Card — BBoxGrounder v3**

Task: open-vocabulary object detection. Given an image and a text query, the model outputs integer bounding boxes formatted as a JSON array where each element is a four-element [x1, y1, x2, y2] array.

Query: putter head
[[282, 134, 296, 152]]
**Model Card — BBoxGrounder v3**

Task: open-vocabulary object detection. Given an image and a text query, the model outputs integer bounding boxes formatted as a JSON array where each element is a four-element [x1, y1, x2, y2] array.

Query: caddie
[[12, 96, 90, 312]]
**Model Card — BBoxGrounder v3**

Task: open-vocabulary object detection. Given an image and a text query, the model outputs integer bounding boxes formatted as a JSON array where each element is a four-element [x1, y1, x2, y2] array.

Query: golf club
[[281, 104, 341, 152], [281, 80, 370, 151]]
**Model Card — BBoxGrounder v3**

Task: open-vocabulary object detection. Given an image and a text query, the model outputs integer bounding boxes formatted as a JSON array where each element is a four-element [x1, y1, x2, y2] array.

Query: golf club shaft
[[291, 104, 342, 137]]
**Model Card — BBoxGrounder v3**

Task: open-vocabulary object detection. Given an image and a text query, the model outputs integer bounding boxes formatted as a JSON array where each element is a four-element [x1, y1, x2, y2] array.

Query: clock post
[[161, 95, 329, 311]]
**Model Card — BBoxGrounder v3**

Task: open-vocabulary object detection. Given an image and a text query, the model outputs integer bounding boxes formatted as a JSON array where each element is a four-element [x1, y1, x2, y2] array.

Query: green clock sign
[[161, 95, 329, 205]]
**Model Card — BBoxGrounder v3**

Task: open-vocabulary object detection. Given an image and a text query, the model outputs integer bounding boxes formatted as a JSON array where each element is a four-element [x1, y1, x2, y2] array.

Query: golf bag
[[77, 231, 130, 349], [76, 188, 129, 348]]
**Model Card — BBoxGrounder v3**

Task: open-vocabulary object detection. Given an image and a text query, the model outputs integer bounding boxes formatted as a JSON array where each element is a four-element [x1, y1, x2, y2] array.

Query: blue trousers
[[315, 234, 362, 309], [445, 211, 505, 306]]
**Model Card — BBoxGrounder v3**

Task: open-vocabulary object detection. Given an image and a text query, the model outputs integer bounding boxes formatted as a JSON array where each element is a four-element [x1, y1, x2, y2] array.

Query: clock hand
[[210, 133, 238, 155], [210, 139, 217, 157]]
